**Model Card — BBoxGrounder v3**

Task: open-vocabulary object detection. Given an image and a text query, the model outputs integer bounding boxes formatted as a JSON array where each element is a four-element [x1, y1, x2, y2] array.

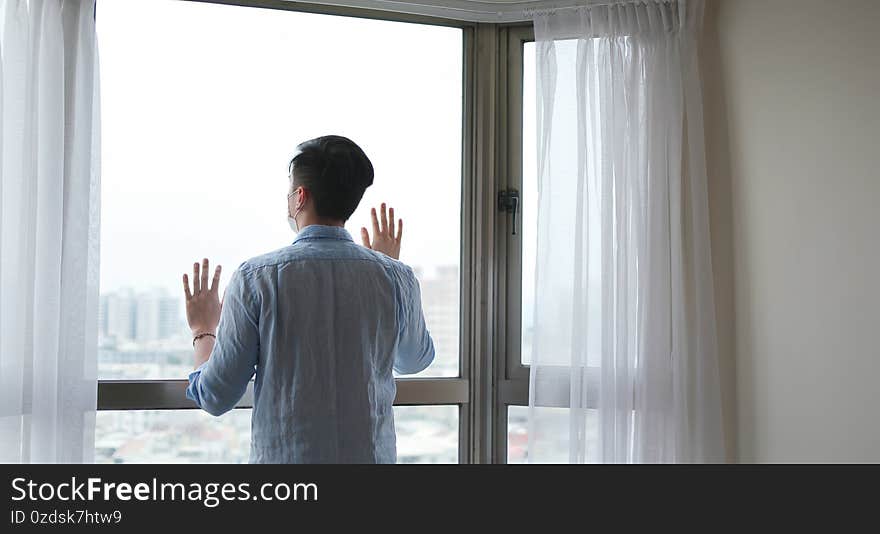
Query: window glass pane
[[521, 41, 537, 366], [507, 405, 597, 463], [96, 0, 462, 380], [95, 405, 459, 463], [393, 405, 459, 464], [95, 409, 252, 464], [507, 405, 529, 464]]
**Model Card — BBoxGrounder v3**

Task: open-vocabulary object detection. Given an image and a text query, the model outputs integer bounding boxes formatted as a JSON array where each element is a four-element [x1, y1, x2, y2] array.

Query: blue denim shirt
[[185, 224, 435, 463]]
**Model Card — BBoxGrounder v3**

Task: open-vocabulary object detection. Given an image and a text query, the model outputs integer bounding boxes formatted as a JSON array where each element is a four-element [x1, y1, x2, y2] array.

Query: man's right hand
[[361, 203, 402, 260]]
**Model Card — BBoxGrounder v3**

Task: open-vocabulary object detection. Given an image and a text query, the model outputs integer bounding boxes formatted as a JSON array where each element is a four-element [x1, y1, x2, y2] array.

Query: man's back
[[186, 224, 435, 463]]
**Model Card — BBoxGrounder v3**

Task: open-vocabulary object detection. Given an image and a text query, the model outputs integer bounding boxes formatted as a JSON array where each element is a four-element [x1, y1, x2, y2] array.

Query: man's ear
[[297, 186, 309, 209]]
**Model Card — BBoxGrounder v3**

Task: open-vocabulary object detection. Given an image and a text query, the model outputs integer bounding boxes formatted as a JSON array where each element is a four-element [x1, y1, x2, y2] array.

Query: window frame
[[501, 26, 534, 383], [95, 0, 541, 465], [497, 28, 614, 463], [492, 25, 534, 463], [95, 0, 477, 464]]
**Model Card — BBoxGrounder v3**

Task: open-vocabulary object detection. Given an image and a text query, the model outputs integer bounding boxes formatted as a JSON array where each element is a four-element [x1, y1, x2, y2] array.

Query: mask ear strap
[[288, 188, 304, 218]]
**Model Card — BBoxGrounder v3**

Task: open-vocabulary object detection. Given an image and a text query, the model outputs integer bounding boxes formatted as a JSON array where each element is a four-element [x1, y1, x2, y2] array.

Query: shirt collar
[[292, 224, 353, 245]]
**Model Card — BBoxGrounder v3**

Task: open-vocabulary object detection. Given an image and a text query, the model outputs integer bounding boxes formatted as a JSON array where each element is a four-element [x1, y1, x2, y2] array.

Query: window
[[96, 0, 469, 464], [95, 2, 552, 466], [502, 33, 608, 462], [495, 26, 536, 463], [506, 405, 528, 464], [97, 0, 461, 380], [507, 405, 596, 464], [96, 406, 459, 464]]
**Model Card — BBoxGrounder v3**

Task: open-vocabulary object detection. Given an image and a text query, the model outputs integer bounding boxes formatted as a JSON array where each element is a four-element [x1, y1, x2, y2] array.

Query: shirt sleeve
[[393, 265, 435, 375], [186, 265, 259, 416]]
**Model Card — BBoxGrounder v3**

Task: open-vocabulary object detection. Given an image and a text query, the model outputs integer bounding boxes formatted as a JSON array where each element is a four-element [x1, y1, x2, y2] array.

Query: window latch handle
[[498, 189, 520, 236]]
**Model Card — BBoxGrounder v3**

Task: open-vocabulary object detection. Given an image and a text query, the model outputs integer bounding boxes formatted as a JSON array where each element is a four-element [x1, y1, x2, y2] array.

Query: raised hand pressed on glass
[[360, 202, 403, 260], [182, 258, 222, 336]]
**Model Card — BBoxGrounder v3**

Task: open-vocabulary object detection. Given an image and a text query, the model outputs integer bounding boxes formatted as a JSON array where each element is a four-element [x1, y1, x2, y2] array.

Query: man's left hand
[[183, 258, 222, 335]]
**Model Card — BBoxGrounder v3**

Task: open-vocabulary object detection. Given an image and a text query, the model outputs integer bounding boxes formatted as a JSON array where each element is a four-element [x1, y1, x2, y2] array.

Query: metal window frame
[[492, 24, 534, 463], [501, 25, 534, 385], [186, 0, 472, 27], [97, 378, 470, 410]]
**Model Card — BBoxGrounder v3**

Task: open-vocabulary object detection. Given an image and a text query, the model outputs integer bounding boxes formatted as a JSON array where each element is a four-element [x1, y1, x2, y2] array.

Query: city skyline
[[98, 262, 460, 375]]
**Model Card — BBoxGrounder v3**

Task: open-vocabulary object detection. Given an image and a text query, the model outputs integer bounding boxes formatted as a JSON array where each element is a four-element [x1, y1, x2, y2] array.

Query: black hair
[[288, 135, 374, 222]]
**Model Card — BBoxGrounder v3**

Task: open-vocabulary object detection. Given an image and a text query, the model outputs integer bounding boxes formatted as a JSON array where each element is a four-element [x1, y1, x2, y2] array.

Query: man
[[182, 135, 435, 463]]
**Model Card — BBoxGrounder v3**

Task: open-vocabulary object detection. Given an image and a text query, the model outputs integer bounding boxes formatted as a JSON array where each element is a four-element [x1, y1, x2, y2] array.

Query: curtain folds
[[527, 0, 724, 463], [0, 0, 100, 463]]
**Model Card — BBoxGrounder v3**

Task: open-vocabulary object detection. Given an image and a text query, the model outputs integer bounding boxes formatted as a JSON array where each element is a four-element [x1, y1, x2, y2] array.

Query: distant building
[[415, 265, 459, 374], [100, 290, 136, 341], [99, 288, 182, 343], [135, 290, 180, 342]]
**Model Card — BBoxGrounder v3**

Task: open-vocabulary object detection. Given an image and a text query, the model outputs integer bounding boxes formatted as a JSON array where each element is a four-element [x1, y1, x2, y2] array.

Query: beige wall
[[703, 0, 880, 462]]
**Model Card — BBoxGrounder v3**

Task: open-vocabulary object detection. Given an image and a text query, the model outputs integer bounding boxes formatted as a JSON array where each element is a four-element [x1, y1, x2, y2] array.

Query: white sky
[[96, 0, 462, 296]]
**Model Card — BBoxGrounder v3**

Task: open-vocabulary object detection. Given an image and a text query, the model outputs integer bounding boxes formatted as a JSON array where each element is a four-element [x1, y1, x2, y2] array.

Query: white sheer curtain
[[527, 0, 724, 463], [0, 0, 100, 463]]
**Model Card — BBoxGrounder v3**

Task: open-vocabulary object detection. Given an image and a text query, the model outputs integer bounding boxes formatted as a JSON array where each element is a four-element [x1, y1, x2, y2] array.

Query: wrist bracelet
[[192, 332, 216, 346]]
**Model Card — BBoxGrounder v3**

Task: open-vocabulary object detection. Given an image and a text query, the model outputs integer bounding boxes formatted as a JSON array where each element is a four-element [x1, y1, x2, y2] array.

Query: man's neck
[[297, 214, 345, 229]]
